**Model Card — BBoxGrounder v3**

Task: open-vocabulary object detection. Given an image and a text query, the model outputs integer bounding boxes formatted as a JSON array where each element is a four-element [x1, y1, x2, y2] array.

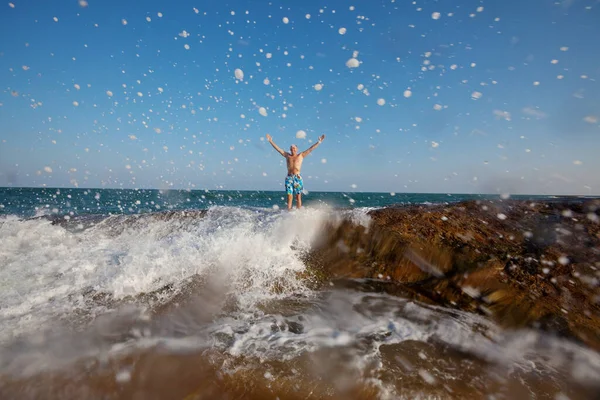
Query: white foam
[[0, 207, 345, 343], [346, 58, 360, 68], [234, 68, 244, 80], [296, 130, 307, 139], [206, 290, 600, 386]]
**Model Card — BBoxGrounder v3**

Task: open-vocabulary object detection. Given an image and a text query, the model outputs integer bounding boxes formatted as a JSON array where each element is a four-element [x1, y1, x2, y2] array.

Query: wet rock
[[307, 199, 600, 351], [286, 320, 304, 334], [213, 332, 235, 349]]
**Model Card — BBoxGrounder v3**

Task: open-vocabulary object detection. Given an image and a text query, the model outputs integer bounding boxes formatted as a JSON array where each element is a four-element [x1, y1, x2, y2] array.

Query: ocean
[[0, 187, 568, 217], [0, 187, 598, 399]]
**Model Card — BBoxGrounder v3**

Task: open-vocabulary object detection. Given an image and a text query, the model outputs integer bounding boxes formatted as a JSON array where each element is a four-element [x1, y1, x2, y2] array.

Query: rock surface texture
[[308, 199, 600, 351]]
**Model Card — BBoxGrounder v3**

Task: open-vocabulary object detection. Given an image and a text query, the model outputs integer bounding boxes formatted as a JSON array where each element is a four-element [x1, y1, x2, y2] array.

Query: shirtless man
[[266, 133, 326, 210]]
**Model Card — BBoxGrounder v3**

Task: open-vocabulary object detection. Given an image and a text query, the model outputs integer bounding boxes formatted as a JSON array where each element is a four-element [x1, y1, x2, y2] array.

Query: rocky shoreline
[[306, 198, 600, 351], [2, 199, 600, 399]]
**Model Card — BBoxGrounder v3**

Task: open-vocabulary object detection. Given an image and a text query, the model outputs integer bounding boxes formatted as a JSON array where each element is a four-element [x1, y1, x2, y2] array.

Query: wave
[[2, 205, 600, 399], [0, 206, 370, 342]]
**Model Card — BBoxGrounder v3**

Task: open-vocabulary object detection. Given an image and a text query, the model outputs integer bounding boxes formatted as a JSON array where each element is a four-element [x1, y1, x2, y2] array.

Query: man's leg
[[285, 175, 293, 210], [295, 175, 303, 209]]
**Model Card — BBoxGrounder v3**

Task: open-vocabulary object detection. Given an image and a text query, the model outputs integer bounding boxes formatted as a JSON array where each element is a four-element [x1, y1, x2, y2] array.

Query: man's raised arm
[[301, 135, 325, 157], [266, 134, 287, 157]]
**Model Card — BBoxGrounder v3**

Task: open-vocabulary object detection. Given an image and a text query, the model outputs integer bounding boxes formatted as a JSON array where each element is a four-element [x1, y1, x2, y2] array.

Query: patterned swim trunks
[[285, 174, 303, 195]]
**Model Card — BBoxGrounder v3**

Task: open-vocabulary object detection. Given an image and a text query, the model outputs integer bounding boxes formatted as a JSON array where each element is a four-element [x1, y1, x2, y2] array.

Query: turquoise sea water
[[0, 187, 574, 217]]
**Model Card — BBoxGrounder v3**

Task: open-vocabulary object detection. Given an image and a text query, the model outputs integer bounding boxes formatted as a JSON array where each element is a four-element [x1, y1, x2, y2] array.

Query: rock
[[286, 320, 304, 334], [213, 332, 235, 348], [306, 199, 600, 351]]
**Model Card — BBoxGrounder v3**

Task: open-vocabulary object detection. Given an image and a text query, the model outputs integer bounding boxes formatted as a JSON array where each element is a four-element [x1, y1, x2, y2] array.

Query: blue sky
[[0, 0, 599, 194]]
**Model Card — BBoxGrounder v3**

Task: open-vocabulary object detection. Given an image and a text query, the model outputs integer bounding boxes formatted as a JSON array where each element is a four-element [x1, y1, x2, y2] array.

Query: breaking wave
[[1, 206, 599, 399]]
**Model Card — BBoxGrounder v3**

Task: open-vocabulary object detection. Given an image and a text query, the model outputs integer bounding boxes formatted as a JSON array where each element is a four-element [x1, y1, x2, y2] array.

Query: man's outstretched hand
[[266, 134, 272, 142], [318, 134, 325, 143]]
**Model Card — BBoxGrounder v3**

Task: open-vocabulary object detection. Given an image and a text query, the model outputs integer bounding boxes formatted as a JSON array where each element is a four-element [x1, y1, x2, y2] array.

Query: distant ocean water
[[0, 187, 573, 218]]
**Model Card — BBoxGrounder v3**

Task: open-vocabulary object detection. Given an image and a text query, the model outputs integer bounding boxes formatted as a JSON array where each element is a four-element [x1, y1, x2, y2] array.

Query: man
[[266, 133, 326, 210]]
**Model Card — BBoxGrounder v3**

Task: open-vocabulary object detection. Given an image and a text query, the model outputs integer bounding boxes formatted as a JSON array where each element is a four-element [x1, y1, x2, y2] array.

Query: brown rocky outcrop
[[307, 199, 600, 351]]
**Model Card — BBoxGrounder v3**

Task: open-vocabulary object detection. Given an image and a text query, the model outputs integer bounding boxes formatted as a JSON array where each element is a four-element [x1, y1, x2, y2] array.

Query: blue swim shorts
[[285, 174, 303, 195]]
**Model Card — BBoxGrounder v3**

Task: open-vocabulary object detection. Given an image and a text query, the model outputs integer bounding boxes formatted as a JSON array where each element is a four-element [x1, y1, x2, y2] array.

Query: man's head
[[290, 144, 298, 155]]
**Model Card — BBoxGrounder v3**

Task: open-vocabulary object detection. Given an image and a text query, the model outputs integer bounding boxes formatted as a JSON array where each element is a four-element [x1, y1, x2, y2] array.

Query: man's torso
[[286, 154, 304, 175]]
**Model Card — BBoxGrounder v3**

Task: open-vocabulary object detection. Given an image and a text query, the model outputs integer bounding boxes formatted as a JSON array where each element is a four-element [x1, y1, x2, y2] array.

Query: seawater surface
[[0, 187, 572, 217], [0, 188, 599, 399]]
